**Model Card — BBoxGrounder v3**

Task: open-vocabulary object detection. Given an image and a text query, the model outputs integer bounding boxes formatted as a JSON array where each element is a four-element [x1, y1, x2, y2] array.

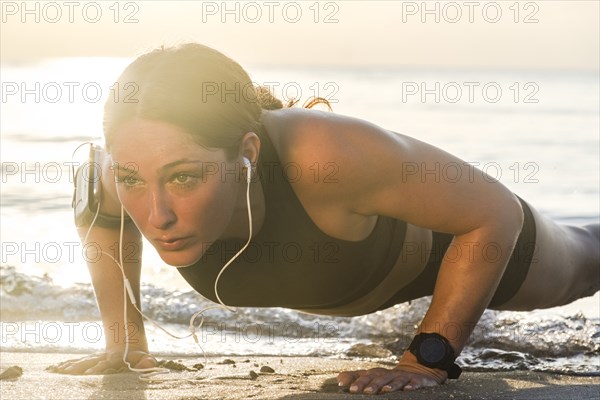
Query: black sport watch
[[408, 333, 462, 379]]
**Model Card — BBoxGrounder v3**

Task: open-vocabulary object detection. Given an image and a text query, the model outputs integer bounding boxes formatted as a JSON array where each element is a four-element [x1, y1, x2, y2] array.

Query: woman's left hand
[[336, 351, 448, 394]]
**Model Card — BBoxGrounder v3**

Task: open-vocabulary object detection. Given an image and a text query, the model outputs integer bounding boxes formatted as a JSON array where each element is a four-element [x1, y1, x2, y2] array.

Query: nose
[[147, 189, 176, 230]]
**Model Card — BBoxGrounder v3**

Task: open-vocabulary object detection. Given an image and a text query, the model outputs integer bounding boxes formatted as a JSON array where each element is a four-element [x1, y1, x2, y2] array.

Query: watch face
[[420, 337, 446, 364]]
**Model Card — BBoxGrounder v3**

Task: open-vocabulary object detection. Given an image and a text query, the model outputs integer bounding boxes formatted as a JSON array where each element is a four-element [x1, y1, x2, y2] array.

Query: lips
[[153, 236, 192, 251]]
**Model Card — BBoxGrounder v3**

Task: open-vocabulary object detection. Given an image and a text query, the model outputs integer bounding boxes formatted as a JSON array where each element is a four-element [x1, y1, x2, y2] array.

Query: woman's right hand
[[49, 350, 157, 375]]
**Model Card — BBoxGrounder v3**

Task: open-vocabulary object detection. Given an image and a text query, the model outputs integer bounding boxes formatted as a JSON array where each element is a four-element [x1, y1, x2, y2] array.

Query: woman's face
[[109, 118, 242, 267]]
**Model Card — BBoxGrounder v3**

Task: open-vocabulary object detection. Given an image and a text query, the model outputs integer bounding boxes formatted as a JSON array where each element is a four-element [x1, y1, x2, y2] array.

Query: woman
[[55, 43, 599, 394]]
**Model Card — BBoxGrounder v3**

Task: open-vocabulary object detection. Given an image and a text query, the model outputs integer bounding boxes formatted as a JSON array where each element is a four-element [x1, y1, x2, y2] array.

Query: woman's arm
[[346, 123, 524, 357], [281, 109, 524, 393], [339, 219, 522, 393], [78, 221, 147, 356], [54, 151, 156, 374]]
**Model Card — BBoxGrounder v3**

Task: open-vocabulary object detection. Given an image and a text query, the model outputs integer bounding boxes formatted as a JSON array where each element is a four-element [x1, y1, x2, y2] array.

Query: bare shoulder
[[263, 107, 404, 156], [261, 107, 408, 213], [261, 107, 523, 235]]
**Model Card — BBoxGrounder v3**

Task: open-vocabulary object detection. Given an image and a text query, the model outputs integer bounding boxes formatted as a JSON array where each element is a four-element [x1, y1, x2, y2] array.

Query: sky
[[1, 0, 598, 70]]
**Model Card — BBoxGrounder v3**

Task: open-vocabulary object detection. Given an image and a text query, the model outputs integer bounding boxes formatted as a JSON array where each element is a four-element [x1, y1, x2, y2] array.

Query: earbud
[[242, 157, 252, 180]]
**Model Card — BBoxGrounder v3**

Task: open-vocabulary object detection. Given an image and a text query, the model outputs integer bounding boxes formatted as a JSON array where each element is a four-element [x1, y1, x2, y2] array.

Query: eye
[[117, 175, 141, 188], [170, 173, 200, 188], [174, 174, 191, 184]]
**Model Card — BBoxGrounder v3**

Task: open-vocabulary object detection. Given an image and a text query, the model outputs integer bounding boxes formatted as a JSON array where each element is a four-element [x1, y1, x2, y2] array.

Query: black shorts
[[377, 196, 536, 310]]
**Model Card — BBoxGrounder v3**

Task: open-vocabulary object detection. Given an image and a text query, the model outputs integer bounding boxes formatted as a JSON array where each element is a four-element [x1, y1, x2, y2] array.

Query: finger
[[133, 354, 157, 369], [54, 357, 84, 369], [362, 373, 398, 394], [336, 370, 363, 387], [112, 351, 156, 370], [53, 354, 100, 371], [348, 375, 378, 394], [84, 359, 124, 375], [403, 375, 440, 391], [62, 357, 107, 375], [51, 360, 77, 372], [380, 377, 412, 393]]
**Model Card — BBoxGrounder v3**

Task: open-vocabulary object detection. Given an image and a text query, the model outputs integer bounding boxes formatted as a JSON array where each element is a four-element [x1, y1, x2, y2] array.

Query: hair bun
[[255, 86, 284, 110]]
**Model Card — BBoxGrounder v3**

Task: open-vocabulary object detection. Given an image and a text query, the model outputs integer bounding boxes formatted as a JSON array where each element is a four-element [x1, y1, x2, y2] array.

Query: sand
[[1, 352, 599, 400]]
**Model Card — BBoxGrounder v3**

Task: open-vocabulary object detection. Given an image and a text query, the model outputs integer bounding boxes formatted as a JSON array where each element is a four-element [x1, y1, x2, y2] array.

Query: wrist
[[396, 351, 448, 384], [407, 332, 462, 379], [106, 341, 149, 354]]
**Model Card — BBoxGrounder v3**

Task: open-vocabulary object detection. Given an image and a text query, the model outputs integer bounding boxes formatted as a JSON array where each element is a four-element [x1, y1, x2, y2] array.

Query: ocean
[[1, 58, 598, 375]]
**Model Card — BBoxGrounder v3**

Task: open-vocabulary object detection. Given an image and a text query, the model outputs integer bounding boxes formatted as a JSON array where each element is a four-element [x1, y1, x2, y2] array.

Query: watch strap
[[408, 333, 462, 379], [446, 362, 462, 379]]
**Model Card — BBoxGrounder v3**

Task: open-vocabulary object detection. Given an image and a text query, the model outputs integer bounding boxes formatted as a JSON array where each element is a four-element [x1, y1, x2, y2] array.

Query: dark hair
[[104, 43, 331, 159]]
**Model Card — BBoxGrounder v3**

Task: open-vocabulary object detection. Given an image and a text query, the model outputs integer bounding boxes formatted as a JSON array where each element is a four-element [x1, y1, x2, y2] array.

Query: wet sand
[[1, 352, 599, 400]]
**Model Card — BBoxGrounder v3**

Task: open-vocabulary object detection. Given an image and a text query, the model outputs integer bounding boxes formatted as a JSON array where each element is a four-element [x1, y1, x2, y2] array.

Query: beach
[[1, 61, 598, 400], [2, 2, 599, 398], [1, 352, 599, 400]]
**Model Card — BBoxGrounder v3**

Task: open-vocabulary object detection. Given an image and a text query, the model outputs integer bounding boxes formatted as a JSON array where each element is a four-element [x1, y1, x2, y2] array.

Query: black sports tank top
[[177, 132, 408, 310], [177, 131, 536, 311]]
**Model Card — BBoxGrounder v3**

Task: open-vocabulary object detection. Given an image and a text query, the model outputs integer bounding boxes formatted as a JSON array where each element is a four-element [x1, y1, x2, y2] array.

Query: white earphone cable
[[82, 157, 253, 381]]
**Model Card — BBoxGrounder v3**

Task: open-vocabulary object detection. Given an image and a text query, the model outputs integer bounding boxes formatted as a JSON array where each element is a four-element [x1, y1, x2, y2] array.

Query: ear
[[239, 132, 261, 166]]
